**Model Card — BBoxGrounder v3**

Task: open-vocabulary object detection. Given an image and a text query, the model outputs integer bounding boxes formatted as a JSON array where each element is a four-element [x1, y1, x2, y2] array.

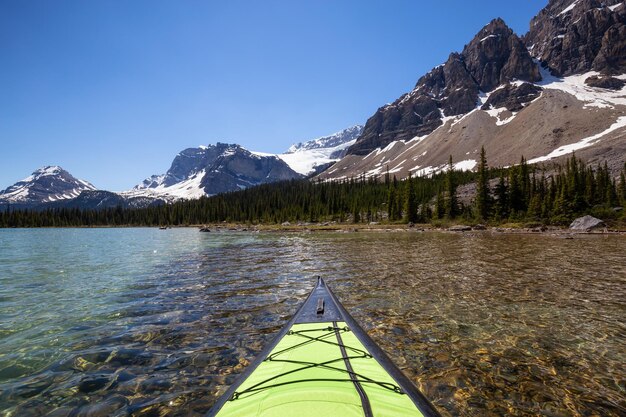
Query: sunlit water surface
[[0, 228, 624, 416]]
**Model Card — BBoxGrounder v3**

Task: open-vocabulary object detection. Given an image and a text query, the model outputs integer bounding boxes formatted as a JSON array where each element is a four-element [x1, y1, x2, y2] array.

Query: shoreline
[[194, 222, 626, 236], [2, 223, 625, 235]]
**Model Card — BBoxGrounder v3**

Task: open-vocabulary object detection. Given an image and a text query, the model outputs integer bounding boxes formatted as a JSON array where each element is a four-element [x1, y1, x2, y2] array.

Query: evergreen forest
[[1, 152, 625, 228]]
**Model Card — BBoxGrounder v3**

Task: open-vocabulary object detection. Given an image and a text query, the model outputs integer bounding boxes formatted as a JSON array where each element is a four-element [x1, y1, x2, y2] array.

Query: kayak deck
[[207, 278, 439, 417]]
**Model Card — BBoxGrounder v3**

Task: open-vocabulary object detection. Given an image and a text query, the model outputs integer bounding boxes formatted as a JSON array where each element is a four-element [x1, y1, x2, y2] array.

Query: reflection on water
[[0, 228, 624, 416]]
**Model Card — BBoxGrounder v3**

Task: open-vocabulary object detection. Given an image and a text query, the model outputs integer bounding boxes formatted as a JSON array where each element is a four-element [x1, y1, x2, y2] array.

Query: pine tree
[[404, 173, 418, 223], [475, 146, 491, 221], [419, 201, 432, 222], [434, 189, 445, 220], [606, 178, 619, 207], [444, 155, 458, 218], [493, 173, 509, 221], [387, 182, 397, 221], [619, 163, 626, 206]]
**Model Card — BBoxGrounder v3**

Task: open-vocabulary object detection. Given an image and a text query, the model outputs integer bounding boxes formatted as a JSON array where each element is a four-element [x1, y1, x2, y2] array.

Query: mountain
[[1, 128, 358, 210], [125, 127, 363, 200], [0, 166, 96, 209], [277, 125, 363, 175], [319, 0, 626, 182], [126, 142, 302, 200]]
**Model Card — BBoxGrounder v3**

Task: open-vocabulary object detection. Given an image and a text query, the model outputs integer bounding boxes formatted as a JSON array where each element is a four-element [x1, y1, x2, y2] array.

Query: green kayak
[[207, 277, 441, 417]]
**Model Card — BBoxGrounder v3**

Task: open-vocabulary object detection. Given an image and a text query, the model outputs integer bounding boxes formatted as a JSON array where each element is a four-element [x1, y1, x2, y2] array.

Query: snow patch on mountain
[[537, 64, 626, 109], [278, 141, 356, 175], [277, 125, 363, 175], [286, 125, 363, 153], [558, 0, 580, 16], [528, 116, 626, 164], [122, 170, 207, 201]]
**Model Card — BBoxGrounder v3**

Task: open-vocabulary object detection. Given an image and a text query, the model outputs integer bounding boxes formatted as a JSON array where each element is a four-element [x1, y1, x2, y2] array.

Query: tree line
[[1, 151, 625, 228]]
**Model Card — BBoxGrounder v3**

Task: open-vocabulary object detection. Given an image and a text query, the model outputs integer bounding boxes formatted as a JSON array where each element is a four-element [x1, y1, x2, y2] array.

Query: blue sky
[[1, 0, 548, 191]]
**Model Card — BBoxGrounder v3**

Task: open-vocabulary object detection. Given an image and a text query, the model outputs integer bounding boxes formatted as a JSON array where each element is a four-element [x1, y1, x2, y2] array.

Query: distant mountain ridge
[[1, 126, 360, 209]]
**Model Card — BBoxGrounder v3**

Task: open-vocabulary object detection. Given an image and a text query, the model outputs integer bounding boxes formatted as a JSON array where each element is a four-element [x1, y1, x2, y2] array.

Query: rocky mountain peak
[[130, 142, 301, 199], [347, 17, 541, 156], [462, 18, 541, 92], [525, 0, 626, 76]]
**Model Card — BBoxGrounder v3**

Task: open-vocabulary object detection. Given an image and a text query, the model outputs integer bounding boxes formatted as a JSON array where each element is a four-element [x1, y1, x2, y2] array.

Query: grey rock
[[449, 225, 472, 232], [481, 83, 543, 112], [569, 215, 606, 231], [77, 376, 110, 393], [584, 75, 626, 90]]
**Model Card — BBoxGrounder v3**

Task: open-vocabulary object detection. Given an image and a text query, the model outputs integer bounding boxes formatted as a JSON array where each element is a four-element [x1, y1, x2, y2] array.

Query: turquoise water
[[0, 228, 624, 416]]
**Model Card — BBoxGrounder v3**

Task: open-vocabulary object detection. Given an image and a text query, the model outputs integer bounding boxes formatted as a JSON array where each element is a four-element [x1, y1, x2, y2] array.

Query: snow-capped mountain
[[125, 127, 364, 201], [1, 129, 362, 209], [125, 142, 302, 200], [278, 125, 363, 175], [0, 166, 96, 208], [319, 0, 626, 182]]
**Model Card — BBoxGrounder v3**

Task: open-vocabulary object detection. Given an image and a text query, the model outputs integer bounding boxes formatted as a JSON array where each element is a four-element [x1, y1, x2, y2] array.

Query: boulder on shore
[[449, 225, 472, 232], [569, 216, 605, 232]]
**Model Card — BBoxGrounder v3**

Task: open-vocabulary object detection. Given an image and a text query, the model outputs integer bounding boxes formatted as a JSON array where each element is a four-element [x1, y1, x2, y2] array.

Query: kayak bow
[[207, 277, 440, 417]]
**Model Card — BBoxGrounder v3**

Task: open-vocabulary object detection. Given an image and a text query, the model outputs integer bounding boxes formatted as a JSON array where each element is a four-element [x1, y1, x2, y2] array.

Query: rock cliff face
[[199, 145, 301, 195], [348, 18, 541, 156], [481, 83, 542, 112], [525, 0, 626, 76], [465, 18, 541, 91]]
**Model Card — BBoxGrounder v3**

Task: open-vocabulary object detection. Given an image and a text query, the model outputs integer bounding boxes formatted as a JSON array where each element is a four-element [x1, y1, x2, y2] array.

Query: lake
[[0, 228, 624, 416]]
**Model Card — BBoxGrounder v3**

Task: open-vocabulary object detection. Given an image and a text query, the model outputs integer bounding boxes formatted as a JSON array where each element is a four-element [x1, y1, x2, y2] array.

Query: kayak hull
[[207, 278, 440, 417]]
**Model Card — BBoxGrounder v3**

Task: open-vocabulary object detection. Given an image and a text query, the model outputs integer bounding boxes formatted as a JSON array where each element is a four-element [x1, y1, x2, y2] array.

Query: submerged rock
[[77, 376, 110, 393], [569, 215, 606, 231]]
